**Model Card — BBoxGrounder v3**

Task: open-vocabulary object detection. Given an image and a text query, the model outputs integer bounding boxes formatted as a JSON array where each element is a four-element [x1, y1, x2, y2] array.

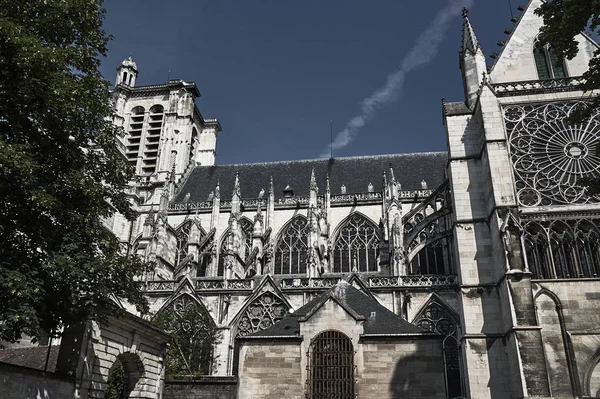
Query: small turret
[[459, 9, 487, 108], [116, 57, 138, 87]]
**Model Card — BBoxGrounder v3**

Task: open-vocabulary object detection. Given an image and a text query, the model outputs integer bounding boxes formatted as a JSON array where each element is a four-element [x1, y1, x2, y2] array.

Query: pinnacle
[[461, 8, 481, 56]]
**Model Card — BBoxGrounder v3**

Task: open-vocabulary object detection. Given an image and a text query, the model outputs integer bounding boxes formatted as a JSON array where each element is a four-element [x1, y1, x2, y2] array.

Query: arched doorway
[[104, 352, 144, 399]]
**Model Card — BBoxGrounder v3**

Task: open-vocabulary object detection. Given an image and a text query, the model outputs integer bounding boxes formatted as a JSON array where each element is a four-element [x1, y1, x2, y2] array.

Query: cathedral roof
[[175, 152, 447, 202], [241, 281, 432, 339]]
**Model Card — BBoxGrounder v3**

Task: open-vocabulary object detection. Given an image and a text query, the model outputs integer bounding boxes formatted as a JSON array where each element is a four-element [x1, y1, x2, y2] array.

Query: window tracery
[[235, 292, 288, 337], [415, 300, 463, 398], [504, 101, 600, 206], [524, 219, 600, 279], [153, 295, 219, 376], [217, 218, 254, 276], [307, 330, 355, 398], [403, 184, 454, 275], [274, 216, 309, 275], [332, 214, 380, 273]]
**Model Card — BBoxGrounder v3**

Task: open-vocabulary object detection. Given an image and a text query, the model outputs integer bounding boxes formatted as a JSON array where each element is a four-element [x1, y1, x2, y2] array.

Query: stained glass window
[[274, 216, 309, 275], [332, 214, 380, 273]]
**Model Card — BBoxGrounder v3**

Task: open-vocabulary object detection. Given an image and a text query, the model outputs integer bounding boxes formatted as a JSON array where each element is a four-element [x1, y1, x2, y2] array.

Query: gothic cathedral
[[106, 1, 600, 398]]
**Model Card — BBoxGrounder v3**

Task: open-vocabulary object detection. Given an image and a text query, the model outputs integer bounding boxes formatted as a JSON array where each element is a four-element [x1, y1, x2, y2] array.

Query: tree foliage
[[152, 297, 221, 376], [535, 1, 600, 117], [0, 0, 148, 343]]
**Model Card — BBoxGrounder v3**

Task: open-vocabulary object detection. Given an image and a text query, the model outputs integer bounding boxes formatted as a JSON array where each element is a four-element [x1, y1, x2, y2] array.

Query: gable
[[490, 0, 597, 83]]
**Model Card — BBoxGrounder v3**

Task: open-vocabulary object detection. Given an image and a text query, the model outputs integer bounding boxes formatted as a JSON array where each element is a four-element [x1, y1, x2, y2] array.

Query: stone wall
[[360, 338, 446, 399], [0, 362, 74, 399], [163, 376, 237, 399], [237, 340, 303, 399]]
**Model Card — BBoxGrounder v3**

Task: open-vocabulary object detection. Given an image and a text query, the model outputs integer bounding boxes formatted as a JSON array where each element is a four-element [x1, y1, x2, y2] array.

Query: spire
[[461, 8, 481, 56], [310, 168, 318, 192], [459, 7, 487, 108], [326, 175, 330, 193], [269, 176, 274, 195], [215, 180, 220, 199]]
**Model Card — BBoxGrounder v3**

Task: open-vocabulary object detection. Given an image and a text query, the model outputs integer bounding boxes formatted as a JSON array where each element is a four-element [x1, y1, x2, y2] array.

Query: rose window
[[504, 102, 600, 206]]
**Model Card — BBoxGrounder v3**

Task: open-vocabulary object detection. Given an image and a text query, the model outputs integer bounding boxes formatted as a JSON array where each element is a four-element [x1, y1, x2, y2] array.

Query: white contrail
[[321, 0, 475, 157]]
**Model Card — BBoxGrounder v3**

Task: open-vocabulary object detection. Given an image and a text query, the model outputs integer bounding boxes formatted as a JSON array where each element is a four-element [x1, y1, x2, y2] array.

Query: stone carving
[[236, 292, 288, 337]]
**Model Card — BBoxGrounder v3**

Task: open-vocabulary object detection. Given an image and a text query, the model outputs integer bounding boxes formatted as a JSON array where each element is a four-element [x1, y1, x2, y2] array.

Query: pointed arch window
[[534, 43, 567, 80], [231, 291, 289, 375], [524, 220, 600, 279], [274, 216, 309, 275], [217, 217, 254, 276], [415, 300, 464, 398], [332, 214, 380, 273], [152, 295, 219, 376], [307, 330, 355, 398]]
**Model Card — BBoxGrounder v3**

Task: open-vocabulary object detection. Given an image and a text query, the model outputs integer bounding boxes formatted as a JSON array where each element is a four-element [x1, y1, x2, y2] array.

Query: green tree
[[535, 1, 600, 194], [0, 0, 148, 344]]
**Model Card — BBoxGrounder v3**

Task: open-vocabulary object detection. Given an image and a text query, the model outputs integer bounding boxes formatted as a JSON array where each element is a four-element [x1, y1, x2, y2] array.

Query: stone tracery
[[332, 214, 380, 273], [524, 218, 600, 279], [504, 101, 600, 206], [274, 216, 309, 275], [235, 292, 288, 337]]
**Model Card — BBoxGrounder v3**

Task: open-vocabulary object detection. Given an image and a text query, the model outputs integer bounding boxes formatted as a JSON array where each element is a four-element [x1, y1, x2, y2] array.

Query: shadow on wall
[[389, 338, 447, 399]]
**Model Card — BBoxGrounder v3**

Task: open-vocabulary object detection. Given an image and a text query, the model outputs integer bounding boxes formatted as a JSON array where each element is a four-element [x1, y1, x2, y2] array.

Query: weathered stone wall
[[534, 280, 600, 397], [237, 340, 303, 399], [360, 338, 446, 399], [163, 376, 237, 399], [0, 362, 74, 399]]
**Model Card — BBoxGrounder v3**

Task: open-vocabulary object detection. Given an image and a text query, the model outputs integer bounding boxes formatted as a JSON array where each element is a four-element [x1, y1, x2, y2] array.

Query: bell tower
[[116, 56, 138, 87]]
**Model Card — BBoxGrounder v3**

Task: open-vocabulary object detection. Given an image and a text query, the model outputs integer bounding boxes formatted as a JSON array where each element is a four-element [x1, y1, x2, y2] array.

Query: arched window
[[143, 104, 164, 174], [274, 216, 309, 275], [525, 220, 600, 279], [153, 295, 219, 376], [190, 127, 198, 165], [534, 42, 567, 80], [415, 300, 463, 398], [232, 292, 289, 375], [217, 218, 254, 276], [308, 330, 355, 398], [332, 214, 380, 273], [126, 106, 145, 168]]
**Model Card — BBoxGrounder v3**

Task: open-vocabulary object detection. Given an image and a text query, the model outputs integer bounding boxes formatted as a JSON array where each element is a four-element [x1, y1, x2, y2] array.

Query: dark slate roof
[[175, 152, 447, 202], [443, 101, 472, 116], [243, 281, 430, 339], [0, 346, 59, 372]]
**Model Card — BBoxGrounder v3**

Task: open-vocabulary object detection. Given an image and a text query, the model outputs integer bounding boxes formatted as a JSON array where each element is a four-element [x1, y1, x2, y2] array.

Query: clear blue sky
[[99, 0, 517, 165]]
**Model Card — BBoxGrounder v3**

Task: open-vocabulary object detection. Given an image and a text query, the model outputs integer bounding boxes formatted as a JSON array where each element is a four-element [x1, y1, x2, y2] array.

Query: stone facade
[[100, 0, 600, 398]]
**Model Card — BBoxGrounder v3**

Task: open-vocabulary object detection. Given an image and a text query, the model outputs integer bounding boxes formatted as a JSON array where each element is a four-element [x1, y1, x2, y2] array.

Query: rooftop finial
[[461, 7, 481, 55], [310, 168, 318, 191], [233, 172, 241, 198]]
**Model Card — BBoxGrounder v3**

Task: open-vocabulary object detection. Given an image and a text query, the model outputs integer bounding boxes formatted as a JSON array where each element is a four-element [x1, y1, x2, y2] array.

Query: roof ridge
[[210, 151, 447, 168]]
